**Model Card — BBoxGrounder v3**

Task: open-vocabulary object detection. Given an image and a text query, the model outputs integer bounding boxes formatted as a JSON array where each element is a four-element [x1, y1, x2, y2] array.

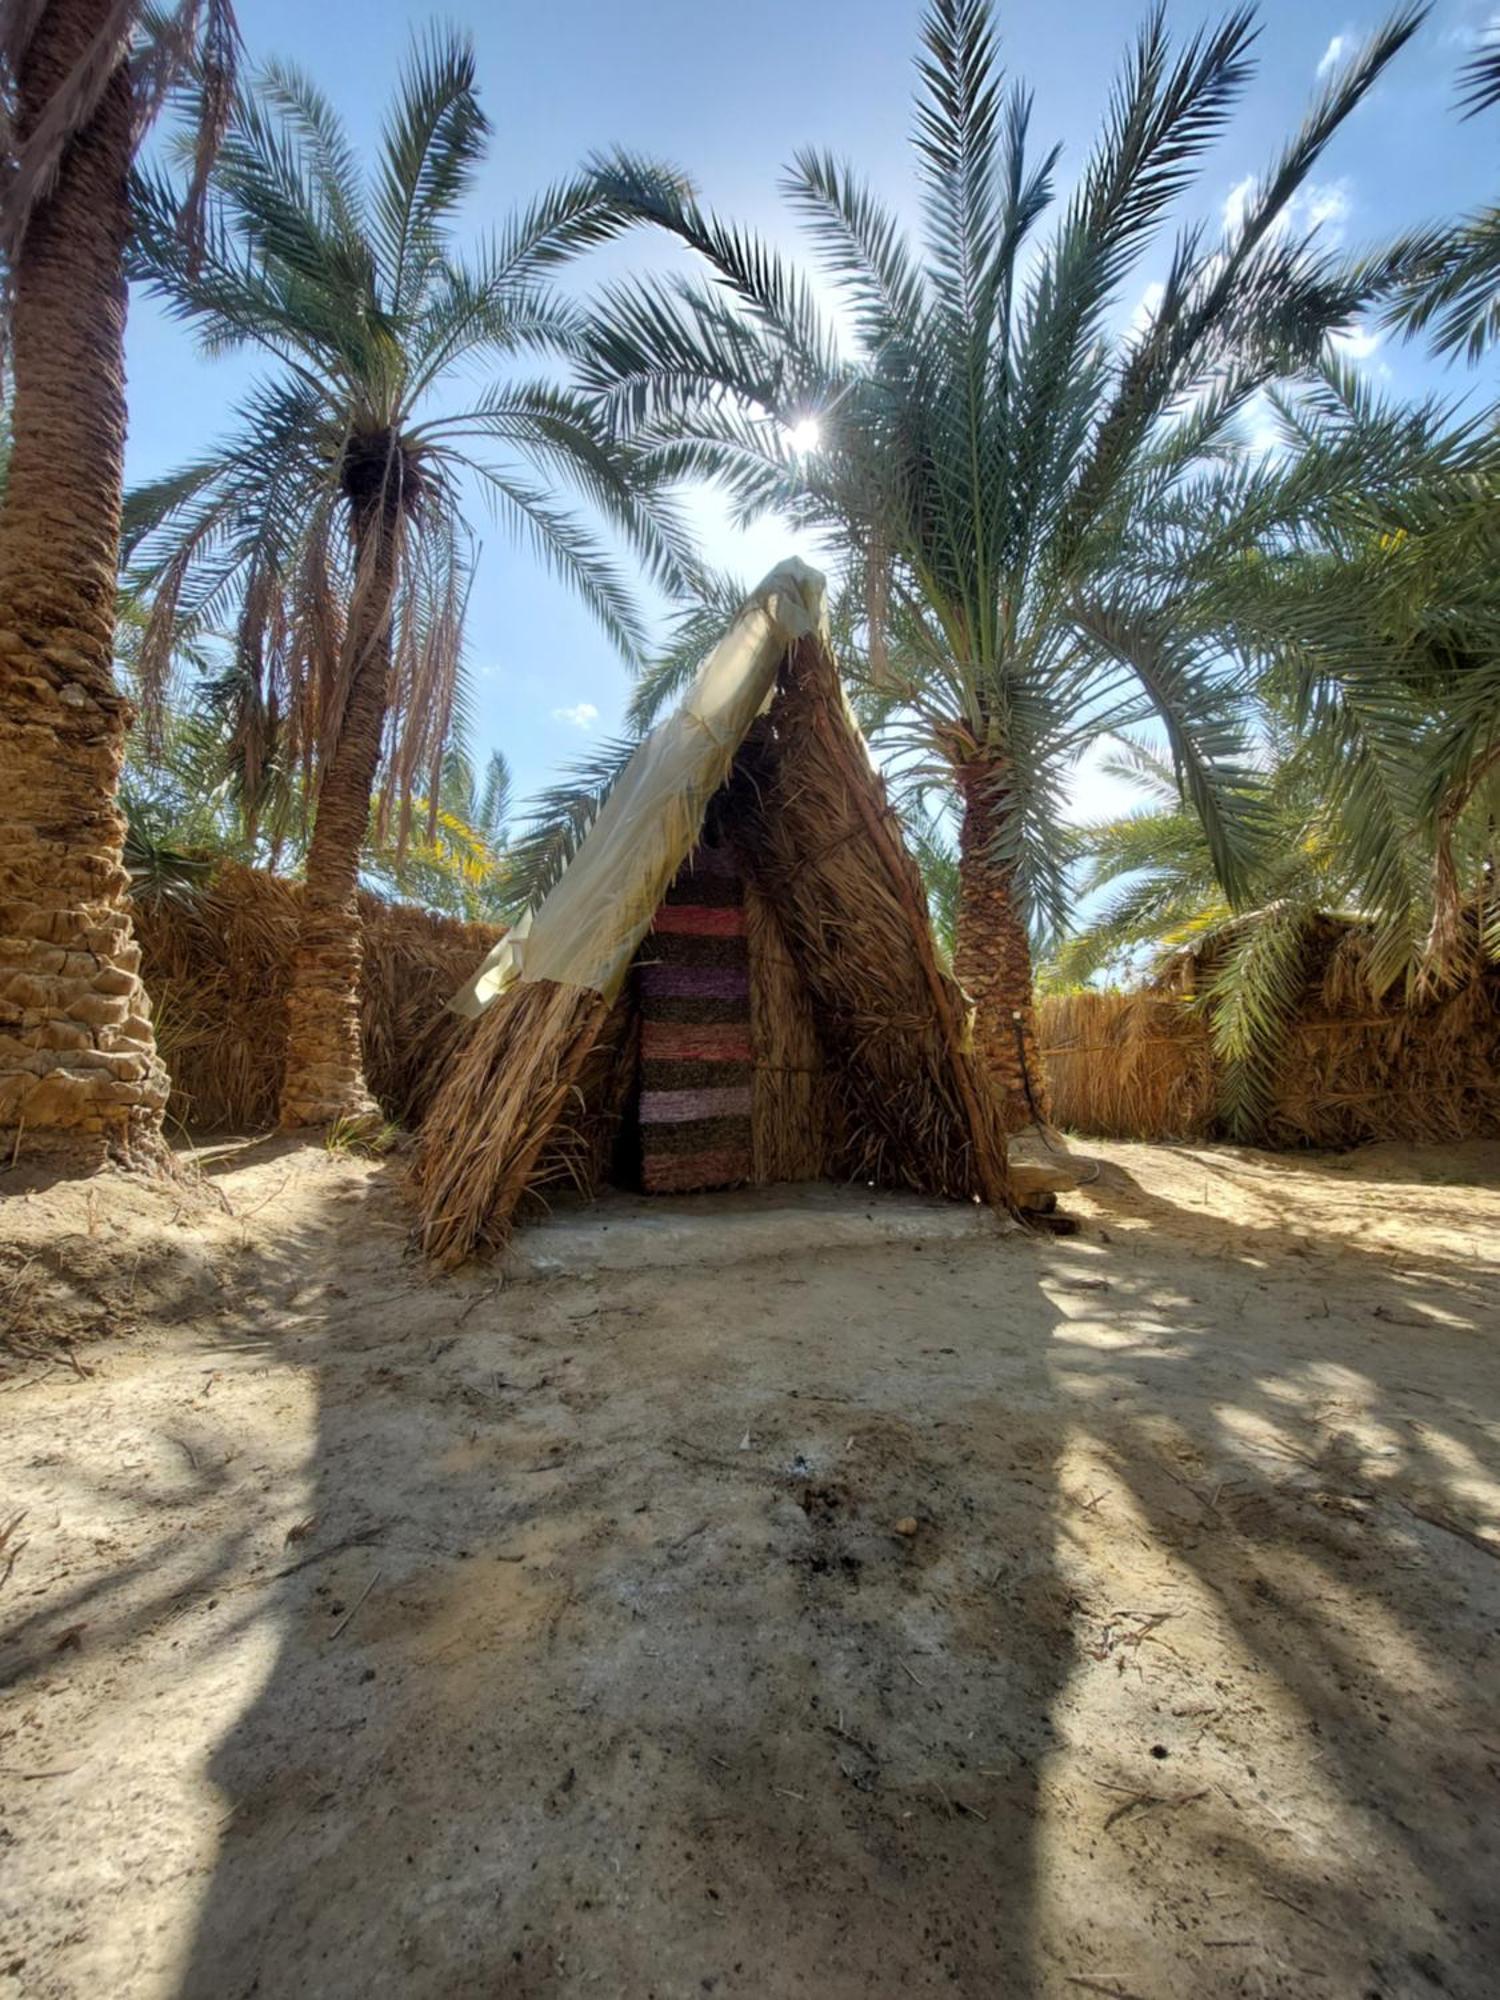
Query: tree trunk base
[[1, 674, 172, 1171], [953, 759, 1051, 1133], [278, 1086, 384, 1135], [0, 1115, 171, 1177], [278, 924, 383, 1133]]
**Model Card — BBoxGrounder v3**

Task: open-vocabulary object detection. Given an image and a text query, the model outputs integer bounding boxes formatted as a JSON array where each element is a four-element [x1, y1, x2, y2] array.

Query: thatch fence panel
[[135, 863, 502, 1132], [1039, 948, 1500, 1149], [1038, 990, 1215, 1141]]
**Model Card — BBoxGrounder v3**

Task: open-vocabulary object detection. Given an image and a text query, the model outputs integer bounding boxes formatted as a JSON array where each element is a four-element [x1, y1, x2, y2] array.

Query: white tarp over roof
[[449, 558, 828, 1017]]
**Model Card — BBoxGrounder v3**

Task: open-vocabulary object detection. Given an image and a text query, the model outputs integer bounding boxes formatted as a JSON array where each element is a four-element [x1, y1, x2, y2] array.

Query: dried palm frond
[[0, 0, 239, 266]]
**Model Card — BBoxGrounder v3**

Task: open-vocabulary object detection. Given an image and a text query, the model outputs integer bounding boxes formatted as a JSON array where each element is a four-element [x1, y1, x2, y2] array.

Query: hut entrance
[[636, 835, 754, 1195]]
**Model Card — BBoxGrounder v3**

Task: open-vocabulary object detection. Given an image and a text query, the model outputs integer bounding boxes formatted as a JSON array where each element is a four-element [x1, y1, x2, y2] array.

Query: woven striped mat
[[638, 839, 752, 1193]]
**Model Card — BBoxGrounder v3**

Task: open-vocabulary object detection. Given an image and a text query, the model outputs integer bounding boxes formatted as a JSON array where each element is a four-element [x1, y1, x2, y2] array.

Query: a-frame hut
[[413, 561, 1011, 1264]]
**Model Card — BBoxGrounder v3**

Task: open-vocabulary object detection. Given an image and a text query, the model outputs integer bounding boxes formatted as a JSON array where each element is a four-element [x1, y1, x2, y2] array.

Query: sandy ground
[[2, 1134, 1498, 1999]]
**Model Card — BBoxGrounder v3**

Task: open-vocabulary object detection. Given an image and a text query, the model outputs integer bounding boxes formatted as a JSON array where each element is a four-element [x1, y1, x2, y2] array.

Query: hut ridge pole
[[797, 639, 1013, 1216]]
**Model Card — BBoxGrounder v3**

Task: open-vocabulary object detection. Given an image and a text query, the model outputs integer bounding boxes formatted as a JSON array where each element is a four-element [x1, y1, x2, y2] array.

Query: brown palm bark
[[953, 757, 1050, 1132], [0, 0, 170, 1172], [277, 485, 399, 1130]]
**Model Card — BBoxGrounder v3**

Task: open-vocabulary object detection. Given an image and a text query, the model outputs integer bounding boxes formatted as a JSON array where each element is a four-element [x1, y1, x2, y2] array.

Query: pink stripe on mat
[[641, 1021, 754, 1062], [638, 1085, 753, 1124], [641, 1147, 749, 1192]]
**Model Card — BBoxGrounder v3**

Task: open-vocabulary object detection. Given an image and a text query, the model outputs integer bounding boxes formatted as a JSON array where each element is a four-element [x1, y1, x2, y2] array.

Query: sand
[[2, 1134, 1498, 1998]]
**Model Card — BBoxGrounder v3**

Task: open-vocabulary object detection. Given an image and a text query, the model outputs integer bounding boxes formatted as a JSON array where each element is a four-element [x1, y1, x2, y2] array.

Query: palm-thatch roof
[[413, 561, 1011, 1265]]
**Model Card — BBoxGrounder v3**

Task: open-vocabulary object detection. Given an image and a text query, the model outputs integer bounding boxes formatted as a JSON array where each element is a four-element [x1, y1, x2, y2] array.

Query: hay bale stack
[[133, 863, 503, 1131]]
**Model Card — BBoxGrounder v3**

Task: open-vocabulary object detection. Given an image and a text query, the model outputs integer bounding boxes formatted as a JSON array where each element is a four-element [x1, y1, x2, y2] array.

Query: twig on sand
[[1066, 1978, 1148, 2000], [165, 1433, 199, 1474], [274, 1528, 384, 1576], [900, 1659, 929, 1689], [457, 1282, 501, 1326], [1264, 1890, 1329, 1929], [1097, 1780, 1207, 1830], [330, 1566, 380, 1641], [1387, 1497, 1500, 1560], [0, 1510, 29, 1588], [236, 1173, 292, 1223]]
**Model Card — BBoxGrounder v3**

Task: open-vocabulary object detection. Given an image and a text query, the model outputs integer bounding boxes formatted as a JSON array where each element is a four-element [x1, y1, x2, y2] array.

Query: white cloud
[[1128, 279, 1166, 338], [1330, 320, 1383, 361], [1316, 32, 1348, 77], [1222, 174, 1352, 248], [1222, 173, 1256, 238], [1300, 181, 1351, 238], [551, 701, 599, 730]]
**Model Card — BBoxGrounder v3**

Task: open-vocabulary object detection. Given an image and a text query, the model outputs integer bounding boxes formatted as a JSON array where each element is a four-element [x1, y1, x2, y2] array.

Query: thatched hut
[[413, 561, 1011, 1265]]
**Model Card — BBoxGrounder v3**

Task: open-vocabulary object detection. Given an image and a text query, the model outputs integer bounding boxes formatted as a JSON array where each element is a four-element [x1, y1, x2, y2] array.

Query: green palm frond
[[126, 24, 695, 840], [1457, 30, 1500, 117], [1371, 16, 1500, 360], [579, 0, 1422, 941], [1206, 899, 1318, 1138]]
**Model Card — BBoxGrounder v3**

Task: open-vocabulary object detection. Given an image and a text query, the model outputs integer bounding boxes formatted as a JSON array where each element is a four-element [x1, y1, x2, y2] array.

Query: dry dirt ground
[[2, 1135, 1498, 2000]]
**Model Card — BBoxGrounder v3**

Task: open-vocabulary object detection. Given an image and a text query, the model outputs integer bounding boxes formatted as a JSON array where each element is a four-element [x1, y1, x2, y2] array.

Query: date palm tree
[[1378, 31, 1500, 360], [1057, 360, 1500, 1132], [124, 29, 693, 1129], [1197, 364, 1500, 990], [578, 0, 1423, 1123], [0, 0, 235, 1171]]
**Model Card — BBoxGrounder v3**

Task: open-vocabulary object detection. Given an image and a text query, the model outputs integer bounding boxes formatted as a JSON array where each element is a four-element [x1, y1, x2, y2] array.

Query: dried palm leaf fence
[[134, 864, 502, 1131], [1039, 916, 1500, 1147], [413, 560, 1012, 1266]]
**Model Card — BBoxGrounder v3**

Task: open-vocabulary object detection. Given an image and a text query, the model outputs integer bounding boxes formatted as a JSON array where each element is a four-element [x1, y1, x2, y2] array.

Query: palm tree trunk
[[953, 757, 1050, 1131], [0, 0, 170, 1172], [277, 501, 397, 1130]]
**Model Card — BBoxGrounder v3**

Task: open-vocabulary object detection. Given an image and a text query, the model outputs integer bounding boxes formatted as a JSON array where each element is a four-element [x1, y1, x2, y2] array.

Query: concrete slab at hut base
[[502, 1180, 1013, 1279]]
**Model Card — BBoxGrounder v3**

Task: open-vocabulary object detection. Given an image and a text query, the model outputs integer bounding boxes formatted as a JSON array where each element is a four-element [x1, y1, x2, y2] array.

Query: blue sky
[[124, 0, 1499, 825]]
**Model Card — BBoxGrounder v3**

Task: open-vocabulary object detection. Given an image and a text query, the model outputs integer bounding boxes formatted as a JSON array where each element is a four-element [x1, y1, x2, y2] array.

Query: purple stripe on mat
[[638, 964, 750, 1000], [639, 1085, 753, 1124], [680, 842, 739, 878]]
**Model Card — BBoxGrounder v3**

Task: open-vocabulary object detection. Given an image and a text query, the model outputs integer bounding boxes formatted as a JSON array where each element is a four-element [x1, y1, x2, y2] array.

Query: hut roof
[[413, 561, 1010, 1264]]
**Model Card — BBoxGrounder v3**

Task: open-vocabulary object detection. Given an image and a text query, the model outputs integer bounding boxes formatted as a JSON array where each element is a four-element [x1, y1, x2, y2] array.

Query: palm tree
[[1054, 361, 1500, 1132], [365, 747, 515, 922], [0, 0, 235, 1171], [578, 0, 1423, 1123], [124, 29, 693, 1130], [1378, 30, 1500, 360], [1048, 730, 1379, 1134], [1191, 363, 1500, 989]]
